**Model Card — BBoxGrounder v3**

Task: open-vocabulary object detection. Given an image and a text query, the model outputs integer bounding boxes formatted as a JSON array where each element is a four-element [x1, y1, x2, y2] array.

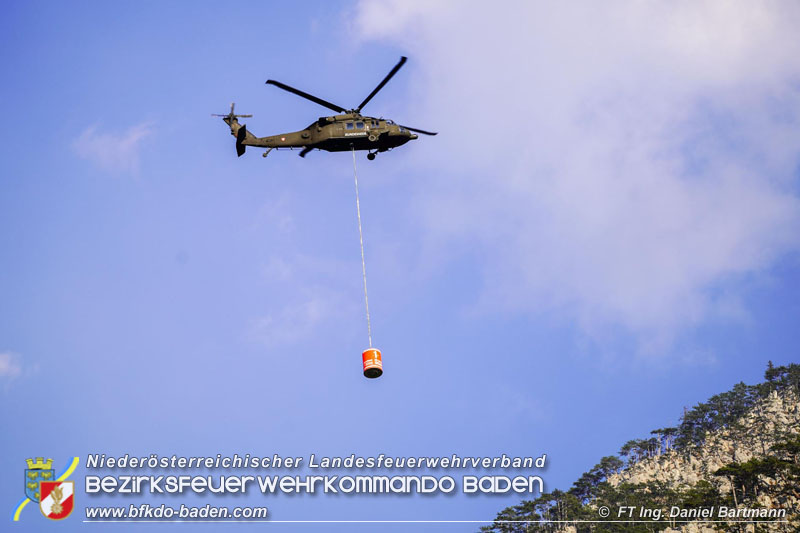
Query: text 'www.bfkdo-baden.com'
[[84, 503, 269, 521]]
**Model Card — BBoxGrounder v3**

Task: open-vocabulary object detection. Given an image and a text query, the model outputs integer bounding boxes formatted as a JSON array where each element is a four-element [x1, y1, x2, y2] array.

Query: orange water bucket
[[362, 348, 383, 379]]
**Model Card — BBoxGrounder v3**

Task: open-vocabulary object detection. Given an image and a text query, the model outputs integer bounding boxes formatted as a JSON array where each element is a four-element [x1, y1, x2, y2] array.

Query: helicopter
[[214, 56, 436, 161]]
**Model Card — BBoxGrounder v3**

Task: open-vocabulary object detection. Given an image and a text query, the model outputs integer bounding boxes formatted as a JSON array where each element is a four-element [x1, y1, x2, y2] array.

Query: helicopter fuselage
[[225, 113, 417, 157]]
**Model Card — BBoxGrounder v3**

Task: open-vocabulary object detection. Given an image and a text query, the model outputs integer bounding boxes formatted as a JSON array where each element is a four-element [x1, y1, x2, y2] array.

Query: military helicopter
[[214, 56, 436, 160]]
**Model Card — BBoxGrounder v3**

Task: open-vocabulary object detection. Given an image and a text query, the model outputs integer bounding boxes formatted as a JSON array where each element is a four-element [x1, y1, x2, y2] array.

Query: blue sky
[[2, 1, 800, 531]]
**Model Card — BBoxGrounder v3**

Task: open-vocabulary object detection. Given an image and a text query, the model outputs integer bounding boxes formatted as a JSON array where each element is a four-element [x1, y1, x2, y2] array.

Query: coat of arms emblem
[[39, 480, 75, 520], [24, 457, 54, 502]]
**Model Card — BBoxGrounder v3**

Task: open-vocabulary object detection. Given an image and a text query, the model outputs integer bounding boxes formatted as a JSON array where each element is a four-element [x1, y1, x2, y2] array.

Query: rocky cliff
[[607, 388, 800, 532], [482, 363, 800, 533]]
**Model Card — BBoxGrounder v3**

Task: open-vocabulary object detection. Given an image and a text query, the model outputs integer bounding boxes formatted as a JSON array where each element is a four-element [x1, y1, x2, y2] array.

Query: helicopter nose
[[410, 133, 418, 140]]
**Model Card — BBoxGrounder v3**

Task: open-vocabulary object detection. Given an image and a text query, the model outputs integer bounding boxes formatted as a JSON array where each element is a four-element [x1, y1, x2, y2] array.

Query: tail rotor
[[212, 102, 252, 123]]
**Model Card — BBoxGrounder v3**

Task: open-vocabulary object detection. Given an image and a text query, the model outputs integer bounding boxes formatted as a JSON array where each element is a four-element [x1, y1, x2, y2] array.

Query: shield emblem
[[39, 481, 74, 520], [24, 467, 54, 502]]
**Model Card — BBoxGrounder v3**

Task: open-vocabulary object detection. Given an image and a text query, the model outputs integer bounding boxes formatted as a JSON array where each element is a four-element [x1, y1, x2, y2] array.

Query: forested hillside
[[482, 363, 800, 532]]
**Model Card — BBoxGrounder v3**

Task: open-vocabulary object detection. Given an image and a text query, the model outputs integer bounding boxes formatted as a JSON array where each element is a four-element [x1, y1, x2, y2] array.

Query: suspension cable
[[352, 147, 373, 348]]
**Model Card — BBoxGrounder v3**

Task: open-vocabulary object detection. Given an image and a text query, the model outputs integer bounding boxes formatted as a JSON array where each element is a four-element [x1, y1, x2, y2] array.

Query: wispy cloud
[[249, 250, 361, 347], [0, 351, 22, 382], [355, 1, 800, 353], [249, 294, 338, 346], [73, 121, 153, 174]]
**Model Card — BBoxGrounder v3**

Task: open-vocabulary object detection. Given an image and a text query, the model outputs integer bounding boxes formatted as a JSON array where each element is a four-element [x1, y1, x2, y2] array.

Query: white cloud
[[355, 1, 800, 352], [250, 250, 361, 347], [73, 122, 153, 174], [0, 352, 22, 380], [249, 295, 336, 346]]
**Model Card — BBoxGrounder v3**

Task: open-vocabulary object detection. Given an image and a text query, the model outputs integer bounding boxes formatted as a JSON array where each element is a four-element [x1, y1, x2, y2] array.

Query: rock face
[[482, 366, 800, 533], [607, 389, 800, 532]]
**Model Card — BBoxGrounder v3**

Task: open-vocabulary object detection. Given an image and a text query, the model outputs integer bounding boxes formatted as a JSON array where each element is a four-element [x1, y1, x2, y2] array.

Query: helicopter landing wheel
[[367, 152, 376, 161]]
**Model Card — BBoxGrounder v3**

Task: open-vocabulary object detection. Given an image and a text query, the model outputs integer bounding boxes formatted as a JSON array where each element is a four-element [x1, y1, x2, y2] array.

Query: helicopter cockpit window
[[387, 120, 395, 125], [371, 120, 379, 127], [345, 122, 354, 130], [356, 121, 364, 129]]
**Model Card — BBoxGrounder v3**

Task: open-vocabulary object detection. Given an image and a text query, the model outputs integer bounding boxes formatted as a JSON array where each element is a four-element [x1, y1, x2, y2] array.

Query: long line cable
[[352, 147, 373, 348]]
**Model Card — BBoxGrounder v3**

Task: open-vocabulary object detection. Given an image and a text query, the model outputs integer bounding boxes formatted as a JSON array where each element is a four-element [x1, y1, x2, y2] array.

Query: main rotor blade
[[266, 80, 346, 114], [356, 56, 407, 113], [400, 125, 437, 136]]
